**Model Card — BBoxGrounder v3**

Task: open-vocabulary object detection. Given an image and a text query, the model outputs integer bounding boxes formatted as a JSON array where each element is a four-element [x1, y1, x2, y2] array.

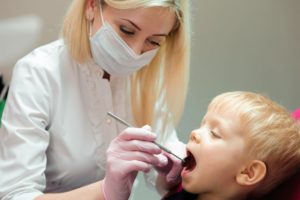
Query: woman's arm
[[0, 56, 52, 199], [37, 126, 164, 200], [36, 181, 104, 200]]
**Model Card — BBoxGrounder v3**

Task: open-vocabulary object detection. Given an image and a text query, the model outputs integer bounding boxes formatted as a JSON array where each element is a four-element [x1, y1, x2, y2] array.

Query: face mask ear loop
[[99, 2, 105, 24], [86, 8, 94, 38], [89, 20, 92, 38]]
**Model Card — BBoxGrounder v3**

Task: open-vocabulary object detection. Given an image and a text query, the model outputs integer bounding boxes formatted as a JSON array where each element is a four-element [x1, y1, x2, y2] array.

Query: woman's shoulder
[[13, 39, 72, 79], [15, 39, 69, 72]]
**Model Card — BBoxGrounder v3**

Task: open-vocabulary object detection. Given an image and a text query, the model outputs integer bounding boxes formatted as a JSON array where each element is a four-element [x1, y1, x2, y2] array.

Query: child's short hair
[[208, 91, 300, 196]]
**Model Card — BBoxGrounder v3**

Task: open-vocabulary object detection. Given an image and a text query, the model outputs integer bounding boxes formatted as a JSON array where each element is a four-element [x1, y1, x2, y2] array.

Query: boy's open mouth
[[183, 150, 196, 171]]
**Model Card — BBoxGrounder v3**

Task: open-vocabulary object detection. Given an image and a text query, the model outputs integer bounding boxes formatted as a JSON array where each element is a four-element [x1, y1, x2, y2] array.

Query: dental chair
[[261, 170, 300, 200]]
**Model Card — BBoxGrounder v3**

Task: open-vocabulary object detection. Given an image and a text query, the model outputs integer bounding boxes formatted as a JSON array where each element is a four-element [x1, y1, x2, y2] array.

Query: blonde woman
[[0, 0, 190, 200]]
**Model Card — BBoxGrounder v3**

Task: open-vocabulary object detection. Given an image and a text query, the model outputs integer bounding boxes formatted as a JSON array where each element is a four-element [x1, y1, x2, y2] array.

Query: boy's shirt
[[162, 184, 197, 200]]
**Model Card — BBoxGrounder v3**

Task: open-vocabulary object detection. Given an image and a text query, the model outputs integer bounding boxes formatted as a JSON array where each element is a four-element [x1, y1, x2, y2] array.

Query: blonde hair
[[208, 91, 300, 196], [62, 0, 190, 134]]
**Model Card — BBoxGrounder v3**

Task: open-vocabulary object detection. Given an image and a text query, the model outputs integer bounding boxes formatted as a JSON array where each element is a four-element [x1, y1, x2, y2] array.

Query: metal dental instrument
[[107, 112, 185, 163]]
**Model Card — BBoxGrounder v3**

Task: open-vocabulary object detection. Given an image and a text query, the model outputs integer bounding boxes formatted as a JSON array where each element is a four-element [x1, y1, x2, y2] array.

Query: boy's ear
[[236, 160, 267, 186]]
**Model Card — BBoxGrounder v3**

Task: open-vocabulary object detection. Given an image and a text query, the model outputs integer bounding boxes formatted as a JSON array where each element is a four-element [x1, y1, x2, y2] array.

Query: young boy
[[164, 91, 300, 200]]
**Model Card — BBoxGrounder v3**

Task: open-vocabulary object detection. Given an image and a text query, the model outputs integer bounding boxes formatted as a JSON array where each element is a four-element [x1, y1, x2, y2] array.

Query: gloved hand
[[102, 125, 166, 200], [154, 141, 186, 185]]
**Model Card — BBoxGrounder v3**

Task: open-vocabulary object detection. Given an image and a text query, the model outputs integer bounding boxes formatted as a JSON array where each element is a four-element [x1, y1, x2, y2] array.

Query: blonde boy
[[168, 91, 300, 200]]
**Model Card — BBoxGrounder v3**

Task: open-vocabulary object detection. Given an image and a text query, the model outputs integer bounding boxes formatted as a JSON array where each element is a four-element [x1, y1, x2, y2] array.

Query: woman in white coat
[[0, 0, 190, 199]]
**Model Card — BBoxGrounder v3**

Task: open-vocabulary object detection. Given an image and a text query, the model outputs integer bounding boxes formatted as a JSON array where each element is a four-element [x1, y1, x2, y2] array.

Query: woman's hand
[[102, 125, 166, 200], [154, 141, 186, 190]]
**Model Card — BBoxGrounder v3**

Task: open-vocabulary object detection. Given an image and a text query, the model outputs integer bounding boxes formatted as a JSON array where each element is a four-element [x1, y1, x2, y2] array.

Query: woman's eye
[[211, 130, 221, 138], [147, 39, 161, 47], [150, 41, 160, 46], [120, 26, 134, 35]]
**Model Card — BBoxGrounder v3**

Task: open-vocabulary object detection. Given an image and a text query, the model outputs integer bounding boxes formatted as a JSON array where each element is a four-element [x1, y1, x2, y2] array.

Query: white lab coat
[[0, 40, 180, 200]]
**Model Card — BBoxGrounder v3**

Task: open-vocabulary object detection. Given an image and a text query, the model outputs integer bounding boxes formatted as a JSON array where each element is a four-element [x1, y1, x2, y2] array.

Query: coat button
[[106, 118, 111, 124]]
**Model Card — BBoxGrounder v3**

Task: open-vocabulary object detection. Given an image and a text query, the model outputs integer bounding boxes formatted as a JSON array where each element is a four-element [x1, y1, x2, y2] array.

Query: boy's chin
[[181, 179, 201, 195]]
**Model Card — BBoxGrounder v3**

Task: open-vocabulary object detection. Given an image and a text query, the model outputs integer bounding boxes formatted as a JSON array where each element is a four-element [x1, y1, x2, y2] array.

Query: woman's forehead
[[104, 6, 176, 32]]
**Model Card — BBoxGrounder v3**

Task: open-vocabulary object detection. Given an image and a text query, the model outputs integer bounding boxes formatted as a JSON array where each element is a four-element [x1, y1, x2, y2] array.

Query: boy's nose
[[189, 131, 201, 144]]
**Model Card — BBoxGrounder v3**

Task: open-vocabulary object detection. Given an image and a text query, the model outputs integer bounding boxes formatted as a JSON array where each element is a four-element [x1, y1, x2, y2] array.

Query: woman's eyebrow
[[120, 18, 141, 30]]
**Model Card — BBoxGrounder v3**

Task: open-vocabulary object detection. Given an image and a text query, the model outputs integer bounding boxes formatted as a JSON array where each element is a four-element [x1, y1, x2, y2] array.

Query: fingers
[[107, 160, 153, 177], [162, 153, 183, 183], [165, 152, 183, 164], [154, 154, 168, 167], [153, 142, 186, 184], [118, 139, 161, 154], [119, 126, 156, 142], [154, 153, 173, 174], [122, 160, 153, 174], [107, 125, 173, 178], [141, 124, 152, 131], [165, 141, 187, 159], [107, 153, 163, 177], [115, 126, 161, 154], [108, 150, 163, 166]]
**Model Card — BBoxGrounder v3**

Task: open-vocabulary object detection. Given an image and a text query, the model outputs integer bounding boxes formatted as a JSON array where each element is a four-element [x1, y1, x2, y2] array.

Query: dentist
[[0, 0, 190, 200]]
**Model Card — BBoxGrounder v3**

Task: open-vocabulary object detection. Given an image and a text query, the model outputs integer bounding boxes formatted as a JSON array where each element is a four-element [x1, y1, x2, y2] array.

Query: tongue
[[183, 153, 196, 171]]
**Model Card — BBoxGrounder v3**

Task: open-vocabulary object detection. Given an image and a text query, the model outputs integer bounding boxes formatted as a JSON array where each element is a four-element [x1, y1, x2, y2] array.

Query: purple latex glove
[[102, 125, 165, 200], [155, 141, 186, 184]]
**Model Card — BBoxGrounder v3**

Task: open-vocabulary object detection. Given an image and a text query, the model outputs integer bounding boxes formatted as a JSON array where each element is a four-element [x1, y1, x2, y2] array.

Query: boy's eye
[[120, 25, 134, 35], [211, 130, 221, 138]]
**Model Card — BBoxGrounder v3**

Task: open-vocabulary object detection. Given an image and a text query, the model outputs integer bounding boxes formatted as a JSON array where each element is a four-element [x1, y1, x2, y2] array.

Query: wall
[[1, 0, 300, 199], [178, 0, 300, 143], [0, 0, 71, 83]]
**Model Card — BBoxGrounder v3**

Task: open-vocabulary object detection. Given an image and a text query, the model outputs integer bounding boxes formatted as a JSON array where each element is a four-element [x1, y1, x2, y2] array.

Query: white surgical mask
[[89, 4, 158, 76]]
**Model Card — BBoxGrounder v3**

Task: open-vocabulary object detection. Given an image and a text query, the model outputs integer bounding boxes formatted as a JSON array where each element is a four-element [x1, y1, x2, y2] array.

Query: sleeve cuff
[[4, 191, 43, 200]]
